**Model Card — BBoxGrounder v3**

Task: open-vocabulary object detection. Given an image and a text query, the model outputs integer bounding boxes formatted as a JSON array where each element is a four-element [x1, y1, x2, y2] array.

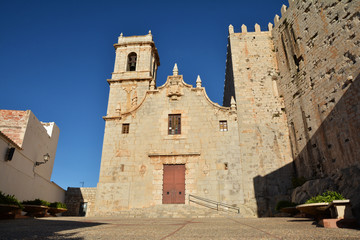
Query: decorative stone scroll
[[167, 76, 183, 100]]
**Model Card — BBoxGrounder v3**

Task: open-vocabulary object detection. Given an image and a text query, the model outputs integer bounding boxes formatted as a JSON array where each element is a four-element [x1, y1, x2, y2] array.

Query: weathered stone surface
[[90, 0, 360, 219], [271, 0, 360, 221], [292, 165, 360, 220], [94, 33, 247, 216], [272, 0, 360, 180], [224, 22, 294, 216], [64, 187, 96, 216]]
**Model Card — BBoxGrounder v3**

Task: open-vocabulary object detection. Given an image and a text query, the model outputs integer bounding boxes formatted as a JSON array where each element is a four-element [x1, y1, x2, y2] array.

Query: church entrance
[[162, 164, 185, 204]]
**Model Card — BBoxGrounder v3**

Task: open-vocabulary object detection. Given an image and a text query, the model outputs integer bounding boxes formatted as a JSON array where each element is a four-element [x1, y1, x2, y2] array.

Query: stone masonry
[[272, 0, 360, 178], [82, 0, 360, 218], [64, 187, 97, 216], [271, 0, 360, 218], [224, 23, 293, 216], [95, 45, 247, 214]]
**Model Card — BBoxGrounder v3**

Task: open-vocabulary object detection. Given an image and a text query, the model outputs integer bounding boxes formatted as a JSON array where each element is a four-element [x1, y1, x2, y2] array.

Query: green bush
[[0, 191, 23, 209], [305, 190, 345, 204], [22, 199, 50, 207], [50, 202, 67, 209], [275, 200, 298, 211]]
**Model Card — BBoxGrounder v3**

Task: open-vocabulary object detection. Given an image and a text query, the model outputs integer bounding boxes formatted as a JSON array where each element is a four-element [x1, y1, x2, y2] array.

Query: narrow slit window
[[122, 123, 130, 134], [219, 120, 228, 131], [168, 114, 181, 135]]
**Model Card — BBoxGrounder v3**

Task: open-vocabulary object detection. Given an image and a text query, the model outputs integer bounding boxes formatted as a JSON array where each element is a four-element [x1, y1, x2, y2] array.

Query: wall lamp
[[35, 153, 50, 166]]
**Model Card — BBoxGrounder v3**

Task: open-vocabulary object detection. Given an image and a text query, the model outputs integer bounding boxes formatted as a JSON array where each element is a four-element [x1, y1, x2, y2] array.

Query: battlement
[[273, 0, 295, 27], [228, 23, 273, 34], [229, 0, 295, 34]]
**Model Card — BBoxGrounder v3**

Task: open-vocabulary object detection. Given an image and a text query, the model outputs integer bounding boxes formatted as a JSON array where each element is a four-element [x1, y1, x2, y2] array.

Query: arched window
[[127, 52, 137, 71]]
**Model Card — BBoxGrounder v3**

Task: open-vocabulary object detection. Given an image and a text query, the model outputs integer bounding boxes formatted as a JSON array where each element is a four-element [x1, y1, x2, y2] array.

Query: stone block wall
[[107, 33, 160, 118], [224, 24, 294, 216], [95, 70, 249, 216], [94, 1, 360, 217], [64, 187, 97, 216], [270, 0, 360, 219], [272, 0, 360, 179]]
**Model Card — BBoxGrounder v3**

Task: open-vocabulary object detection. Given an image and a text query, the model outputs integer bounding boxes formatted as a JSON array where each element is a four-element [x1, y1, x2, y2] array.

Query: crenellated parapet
[[273, 1, 294, 27], [228, 23, 273, 35]]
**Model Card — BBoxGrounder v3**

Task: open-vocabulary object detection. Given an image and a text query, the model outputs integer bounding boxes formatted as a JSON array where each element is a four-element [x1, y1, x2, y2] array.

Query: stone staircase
[[103, 204, 242, 218]]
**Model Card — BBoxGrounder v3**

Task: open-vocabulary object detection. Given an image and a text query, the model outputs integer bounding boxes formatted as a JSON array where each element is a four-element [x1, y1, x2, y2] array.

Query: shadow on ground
[[287, 219, 314, 222], [0, 217, 105, 239]]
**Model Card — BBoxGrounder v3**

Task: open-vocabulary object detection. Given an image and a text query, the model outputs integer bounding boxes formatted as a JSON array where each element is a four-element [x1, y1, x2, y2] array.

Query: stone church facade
[[93, 29, 293, 216], [85, 0, 360, 218]]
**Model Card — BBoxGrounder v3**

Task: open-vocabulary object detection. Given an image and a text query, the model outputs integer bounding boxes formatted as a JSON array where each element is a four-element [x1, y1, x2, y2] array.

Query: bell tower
[[106, 31, 160, 117]]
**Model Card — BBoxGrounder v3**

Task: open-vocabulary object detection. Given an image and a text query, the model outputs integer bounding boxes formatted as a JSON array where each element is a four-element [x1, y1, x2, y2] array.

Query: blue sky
[[0, 0, 288, 189]]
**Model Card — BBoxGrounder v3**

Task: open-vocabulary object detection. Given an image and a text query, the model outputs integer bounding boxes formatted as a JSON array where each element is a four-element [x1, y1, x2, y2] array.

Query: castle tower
[[106, 31, 160, 117], [224, 24, 293, 216]]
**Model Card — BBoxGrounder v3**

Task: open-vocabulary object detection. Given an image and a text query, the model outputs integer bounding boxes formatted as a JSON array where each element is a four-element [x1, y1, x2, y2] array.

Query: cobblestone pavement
[[0, 217, 359, 240]]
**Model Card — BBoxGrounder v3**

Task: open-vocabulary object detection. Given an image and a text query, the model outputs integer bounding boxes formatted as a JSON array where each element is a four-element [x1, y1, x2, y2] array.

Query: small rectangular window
[[219, 121, 228, 131], [168, 114, 181, 135], [122, 123, 130, 134]]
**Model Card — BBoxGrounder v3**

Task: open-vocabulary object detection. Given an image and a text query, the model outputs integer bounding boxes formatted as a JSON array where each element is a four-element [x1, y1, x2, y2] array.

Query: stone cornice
[[148, 152, 200, 157], [114, 41, 155, 48], [107, 77, 153, 84], [102, 116, 121, 121]]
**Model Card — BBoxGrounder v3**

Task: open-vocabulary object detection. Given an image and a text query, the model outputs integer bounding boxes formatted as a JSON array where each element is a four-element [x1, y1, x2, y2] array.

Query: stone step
[[100, 204, 242, 218]]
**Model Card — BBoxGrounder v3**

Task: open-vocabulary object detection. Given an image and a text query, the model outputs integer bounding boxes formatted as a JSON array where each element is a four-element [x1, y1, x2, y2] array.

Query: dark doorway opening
[[79, 202, 87, 216]]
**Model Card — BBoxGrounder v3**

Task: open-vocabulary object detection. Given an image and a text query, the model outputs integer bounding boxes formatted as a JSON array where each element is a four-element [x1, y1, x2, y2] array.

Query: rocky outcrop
[[292, 164, 360, 221]]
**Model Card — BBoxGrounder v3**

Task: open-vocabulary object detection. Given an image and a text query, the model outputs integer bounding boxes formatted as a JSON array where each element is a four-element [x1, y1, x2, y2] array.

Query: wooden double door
[[162, 164, 185, 204]]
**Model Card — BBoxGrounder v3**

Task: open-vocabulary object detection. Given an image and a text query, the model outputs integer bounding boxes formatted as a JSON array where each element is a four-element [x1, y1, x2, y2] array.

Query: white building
[[0, 110, 65, 202]]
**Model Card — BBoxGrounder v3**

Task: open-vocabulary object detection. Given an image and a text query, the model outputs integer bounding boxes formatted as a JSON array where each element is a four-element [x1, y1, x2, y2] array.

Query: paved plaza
[[0, 217, 359, 240]]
